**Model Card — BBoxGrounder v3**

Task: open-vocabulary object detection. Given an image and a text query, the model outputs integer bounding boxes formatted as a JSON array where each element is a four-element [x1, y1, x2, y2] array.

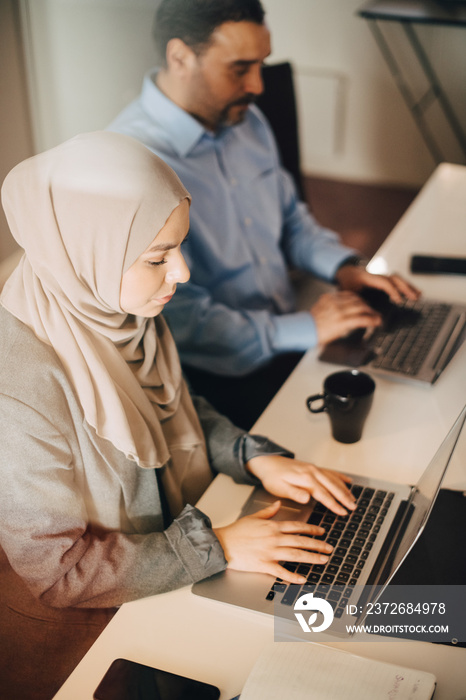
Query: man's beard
[[218, 94, 257, 127]]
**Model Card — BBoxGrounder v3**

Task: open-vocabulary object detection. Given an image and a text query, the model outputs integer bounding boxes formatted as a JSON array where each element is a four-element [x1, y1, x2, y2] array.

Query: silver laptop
[[192, 406, 466, 636], [318, 290, 466, 384]]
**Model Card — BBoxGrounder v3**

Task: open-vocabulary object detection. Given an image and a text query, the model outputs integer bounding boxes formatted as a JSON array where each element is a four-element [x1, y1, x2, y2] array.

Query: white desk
[[54, 163, 466, 700]]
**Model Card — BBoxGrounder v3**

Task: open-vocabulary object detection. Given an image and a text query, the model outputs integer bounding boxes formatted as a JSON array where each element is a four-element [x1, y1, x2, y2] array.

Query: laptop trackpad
[[241, 490, 310, 522]]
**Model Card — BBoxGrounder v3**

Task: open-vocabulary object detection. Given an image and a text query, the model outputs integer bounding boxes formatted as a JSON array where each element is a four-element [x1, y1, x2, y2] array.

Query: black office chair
[[256, 61, 306, 201]]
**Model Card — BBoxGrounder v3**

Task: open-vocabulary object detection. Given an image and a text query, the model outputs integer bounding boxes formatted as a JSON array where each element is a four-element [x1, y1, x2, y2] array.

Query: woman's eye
[[148, 258, 167, 267]]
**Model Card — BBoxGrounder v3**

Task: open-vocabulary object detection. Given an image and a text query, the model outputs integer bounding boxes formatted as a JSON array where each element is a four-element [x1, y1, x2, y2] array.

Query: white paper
[[239, 643, 436, 700]]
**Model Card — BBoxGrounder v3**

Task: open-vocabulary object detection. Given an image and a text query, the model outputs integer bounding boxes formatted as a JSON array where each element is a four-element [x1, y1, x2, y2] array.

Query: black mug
[[306, 370, 375, 443]]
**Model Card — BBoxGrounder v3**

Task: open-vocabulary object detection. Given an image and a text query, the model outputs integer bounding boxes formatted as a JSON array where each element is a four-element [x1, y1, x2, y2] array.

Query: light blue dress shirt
[[108, 70, 356, 376]]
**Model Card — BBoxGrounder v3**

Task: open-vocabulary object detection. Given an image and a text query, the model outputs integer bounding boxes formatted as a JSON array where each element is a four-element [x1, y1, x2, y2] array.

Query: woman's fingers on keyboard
[[312, 470, 357, 513], [277, 521, 325, 536], [276, 528, 333, 552]]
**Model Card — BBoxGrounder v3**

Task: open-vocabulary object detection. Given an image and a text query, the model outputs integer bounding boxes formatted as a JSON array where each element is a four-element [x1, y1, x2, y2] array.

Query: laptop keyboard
[[265, 483, 395, 619], [370, 299, 451, 376]]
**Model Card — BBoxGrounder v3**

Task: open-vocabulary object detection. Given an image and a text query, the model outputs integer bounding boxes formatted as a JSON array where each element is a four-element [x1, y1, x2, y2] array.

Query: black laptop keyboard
[[370, 299, 451, 376], [265, 483, 395, 620]]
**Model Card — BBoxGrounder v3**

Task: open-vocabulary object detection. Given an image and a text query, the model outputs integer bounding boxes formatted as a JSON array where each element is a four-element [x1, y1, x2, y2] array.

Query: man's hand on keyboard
[[311, 290, 383, 345], [335, 265, 420, 305], [245, 455, 356, 516]]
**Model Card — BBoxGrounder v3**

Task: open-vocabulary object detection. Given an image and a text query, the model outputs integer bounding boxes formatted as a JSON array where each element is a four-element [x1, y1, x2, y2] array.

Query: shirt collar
[[140, 69, 210, 157]]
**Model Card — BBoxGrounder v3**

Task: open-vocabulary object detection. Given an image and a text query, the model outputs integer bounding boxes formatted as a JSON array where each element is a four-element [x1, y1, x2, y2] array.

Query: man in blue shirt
[[108, 0, 418, 428]]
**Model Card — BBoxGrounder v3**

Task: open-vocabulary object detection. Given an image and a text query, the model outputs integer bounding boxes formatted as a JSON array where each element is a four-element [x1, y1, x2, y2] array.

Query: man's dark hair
[[153, 0, 266, 63]]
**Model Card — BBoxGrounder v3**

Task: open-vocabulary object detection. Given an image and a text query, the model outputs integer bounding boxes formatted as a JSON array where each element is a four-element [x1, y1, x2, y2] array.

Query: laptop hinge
[[432, 312, 466, 379], [354, 498, 413, 620]]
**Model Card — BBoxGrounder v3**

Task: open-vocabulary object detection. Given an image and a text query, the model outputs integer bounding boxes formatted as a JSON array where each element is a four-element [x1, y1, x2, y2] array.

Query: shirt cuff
[[271, 311, 318, 352], [242, 434, 294, 462], [166, 504, 227, 581], [232, 433, 295, 486], [330, 251, 366, 281], [333, 255, 369, 282]]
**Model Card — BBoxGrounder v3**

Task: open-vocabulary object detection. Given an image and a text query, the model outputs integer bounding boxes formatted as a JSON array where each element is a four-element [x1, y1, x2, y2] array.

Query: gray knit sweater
[[0, 306, 273, 609]]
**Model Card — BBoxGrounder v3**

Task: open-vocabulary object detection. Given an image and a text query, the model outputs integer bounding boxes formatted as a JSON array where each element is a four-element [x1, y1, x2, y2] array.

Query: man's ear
[[166, 38, 197, 76]]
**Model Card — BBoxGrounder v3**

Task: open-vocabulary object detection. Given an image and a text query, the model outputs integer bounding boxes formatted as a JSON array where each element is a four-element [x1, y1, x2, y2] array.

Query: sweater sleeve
[[0, 394, 226, 609], [191, 393, 294, 485]]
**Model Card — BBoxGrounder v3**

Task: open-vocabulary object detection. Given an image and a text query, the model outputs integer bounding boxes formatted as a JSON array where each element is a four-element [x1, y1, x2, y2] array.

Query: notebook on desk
[[193, 406, 466, 638], [319, 288, 466, 384]]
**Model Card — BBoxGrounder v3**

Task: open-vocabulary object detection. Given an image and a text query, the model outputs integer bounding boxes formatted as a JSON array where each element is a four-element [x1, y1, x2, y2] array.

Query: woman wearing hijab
[[0, 131, 354, 698]]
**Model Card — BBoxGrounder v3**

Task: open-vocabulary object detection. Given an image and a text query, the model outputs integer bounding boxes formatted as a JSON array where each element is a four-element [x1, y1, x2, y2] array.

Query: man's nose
[[245, 65, 264, 96]]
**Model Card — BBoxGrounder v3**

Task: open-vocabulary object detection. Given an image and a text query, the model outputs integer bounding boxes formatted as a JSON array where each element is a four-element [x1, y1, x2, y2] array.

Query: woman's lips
[[154, 291, 174, 305]]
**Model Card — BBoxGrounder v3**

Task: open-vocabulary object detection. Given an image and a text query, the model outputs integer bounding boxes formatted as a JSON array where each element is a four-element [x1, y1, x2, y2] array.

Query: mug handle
[[306, 394, 326, 413]]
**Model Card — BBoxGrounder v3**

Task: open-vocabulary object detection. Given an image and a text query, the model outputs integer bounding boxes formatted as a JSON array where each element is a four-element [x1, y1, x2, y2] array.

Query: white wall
[[21, 0, 159, 151], [20, 0, 466, 187]]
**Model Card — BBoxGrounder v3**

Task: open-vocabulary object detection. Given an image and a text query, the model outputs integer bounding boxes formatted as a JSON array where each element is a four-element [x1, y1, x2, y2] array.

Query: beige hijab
[[0, 132, 208, 489]]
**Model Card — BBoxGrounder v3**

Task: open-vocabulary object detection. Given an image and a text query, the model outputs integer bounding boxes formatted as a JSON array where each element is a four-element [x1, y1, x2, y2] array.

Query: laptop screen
[[383, 406, 466, 581]]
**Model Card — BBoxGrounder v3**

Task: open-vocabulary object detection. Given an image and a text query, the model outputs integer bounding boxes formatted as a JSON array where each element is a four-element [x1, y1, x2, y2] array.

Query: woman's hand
[[246, 455, 356, 516], [214, 501, 333, 583]]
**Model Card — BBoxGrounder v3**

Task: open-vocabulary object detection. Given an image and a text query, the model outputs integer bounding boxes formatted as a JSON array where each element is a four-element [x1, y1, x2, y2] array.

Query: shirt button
[[244, 217, 252, 226], [230, 178, 237, 186]]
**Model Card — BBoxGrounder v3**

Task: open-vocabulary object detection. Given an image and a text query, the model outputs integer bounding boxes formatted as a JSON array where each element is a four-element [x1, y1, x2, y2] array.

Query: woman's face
[[120, 199, 190, 317]]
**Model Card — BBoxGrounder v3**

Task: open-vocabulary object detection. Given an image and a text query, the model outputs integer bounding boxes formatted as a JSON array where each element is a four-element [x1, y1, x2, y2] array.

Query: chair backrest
[[256, 61, 306, 201]]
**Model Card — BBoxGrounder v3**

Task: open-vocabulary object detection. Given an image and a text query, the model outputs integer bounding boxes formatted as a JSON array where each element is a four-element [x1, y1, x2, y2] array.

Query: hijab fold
[[0, 132, 204, 473]]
